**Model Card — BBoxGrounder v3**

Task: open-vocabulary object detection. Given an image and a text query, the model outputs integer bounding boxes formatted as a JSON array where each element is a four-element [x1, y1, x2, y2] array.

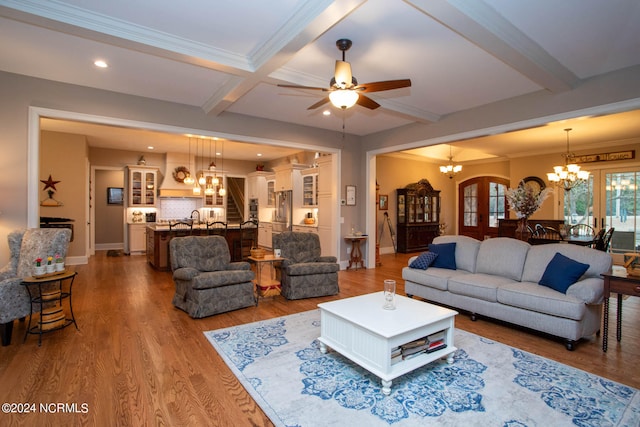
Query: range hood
[[158, 152, 200, 198]]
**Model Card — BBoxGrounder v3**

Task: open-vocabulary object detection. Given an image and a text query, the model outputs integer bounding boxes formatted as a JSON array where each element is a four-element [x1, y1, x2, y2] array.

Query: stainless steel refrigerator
[[273, 190, 292, 234]]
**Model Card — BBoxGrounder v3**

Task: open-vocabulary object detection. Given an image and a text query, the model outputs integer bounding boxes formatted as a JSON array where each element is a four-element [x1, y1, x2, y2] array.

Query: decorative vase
[[516, 217, 530, 241], [46, 264, 55, 273], [34, 265, 45, 276], [55, 262, 65, 271]]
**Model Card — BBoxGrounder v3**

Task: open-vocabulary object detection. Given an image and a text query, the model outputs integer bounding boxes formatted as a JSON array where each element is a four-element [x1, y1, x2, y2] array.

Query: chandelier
[[546, 128, 589, 191], [439, 145, 462, 179]]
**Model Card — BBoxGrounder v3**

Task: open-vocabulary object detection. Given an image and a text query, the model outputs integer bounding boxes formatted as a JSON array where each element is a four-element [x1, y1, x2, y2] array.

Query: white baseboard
[[95, 243, 124, 251]]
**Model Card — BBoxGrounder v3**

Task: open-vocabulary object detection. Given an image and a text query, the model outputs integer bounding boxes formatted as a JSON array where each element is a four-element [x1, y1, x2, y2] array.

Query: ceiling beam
[[202, 0, 367, 115], [407, 0, 580, 93]]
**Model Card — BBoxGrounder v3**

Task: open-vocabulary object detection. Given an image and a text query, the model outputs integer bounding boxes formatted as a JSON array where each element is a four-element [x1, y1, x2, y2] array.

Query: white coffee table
[[317, 292, 457, 395]]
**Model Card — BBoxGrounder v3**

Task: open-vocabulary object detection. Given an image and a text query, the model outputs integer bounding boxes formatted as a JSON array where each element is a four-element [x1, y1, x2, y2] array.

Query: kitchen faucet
[[190, 210, 200, 225]]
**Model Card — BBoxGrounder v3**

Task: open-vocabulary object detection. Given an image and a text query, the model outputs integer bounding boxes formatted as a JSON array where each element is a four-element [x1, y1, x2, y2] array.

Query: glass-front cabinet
[[128, 167, 157, 207], [396, 180, 440, 253], [266, 176, 275, 207], [301, 169, 318, 206]]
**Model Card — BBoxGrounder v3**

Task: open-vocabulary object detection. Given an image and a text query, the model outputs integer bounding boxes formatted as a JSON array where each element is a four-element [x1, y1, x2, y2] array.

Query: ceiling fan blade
[[334, 60, 352, 88], [277, 84, 328, 91], [307, 97, 331, 110], [357, 79, 411, 93], [356, 94, 380, 110]]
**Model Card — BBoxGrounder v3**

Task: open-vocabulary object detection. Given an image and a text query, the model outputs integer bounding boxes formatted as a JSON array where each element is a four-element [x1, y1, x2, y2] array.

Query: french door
[[458, 177, 509, 240], [562, 167, 640, 259]]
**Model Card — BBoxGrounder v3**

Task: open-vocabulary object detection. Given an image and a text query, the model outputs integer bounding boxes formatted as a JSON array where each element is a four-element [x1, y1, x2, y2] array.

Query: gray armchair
[[170, 236, 256, 318], [272, 231, 339, 300], [1, 228, 72, 345]]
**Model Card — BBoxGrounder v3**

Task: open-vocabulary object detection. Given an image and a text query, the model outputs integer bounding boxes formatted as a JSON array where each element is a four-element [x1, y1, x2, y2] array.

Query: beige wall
[[2, 67, 640, 266], [40, 130, 88, 258], [95, 169, 125, 246]]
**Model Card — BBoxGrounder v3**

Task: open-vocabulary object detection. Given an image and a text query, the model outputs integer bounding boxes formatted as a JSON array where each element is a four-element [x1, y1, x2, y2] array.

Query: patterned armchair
[[170, 236, 256, 318], [1, 228, 72, 345], [272, 231, 339, 300]]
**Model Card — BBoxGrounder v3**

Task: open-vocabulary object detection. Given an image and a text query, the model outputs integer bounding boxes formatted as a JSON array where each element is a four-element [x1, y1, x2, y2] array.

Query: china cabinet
[[396, 179, 441, 253]]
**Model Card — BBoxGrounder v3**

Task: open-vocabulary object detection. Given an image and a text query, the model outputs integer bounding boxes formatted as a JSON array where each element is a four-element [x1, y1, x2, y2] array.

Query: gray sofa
[[402, 235, 612, 350]]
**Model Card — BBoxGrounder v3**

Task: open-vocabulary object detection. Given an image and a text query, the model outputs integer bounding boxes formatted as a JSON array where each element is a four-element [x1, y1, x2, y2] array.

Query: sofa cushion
[[409, 251, 438, 270], [522, 243, 612, 283], [497, 281, 586, 321], [428, 242, 457, 270], [448, 273, 517, 302], [191, 270, 254, 289], [402, 264, 470, 291], [286, 262, 340, 276], [432, 235, 481, 273], [475, 238, 530, 281], [539, 252, 590, 294]]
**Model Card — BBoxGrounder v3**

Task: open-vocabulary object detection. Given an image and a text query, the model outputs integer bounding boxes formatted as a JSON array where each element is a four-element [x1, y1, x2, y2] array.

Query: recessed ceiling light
[[323, 110, 331, 116], [257, 153, 263, 157], [94, 60, 108, 68], [147, 146, 154, 150]]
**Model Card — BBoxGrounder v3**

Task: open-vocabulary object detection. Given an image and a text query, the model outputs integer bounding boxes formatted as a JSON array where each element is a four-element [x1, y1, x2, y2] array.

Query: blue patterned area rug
[[204, 310, 639, 427]]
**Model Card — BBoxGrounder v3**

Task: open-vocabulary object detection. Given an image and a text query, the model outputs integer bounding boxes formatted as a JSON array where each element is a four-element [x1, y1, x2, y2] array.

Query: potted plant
[[55, 253, 65, 271], [34, 257, 45, 276], [46, 256, 55, 273], [505, 181, 552, 240]]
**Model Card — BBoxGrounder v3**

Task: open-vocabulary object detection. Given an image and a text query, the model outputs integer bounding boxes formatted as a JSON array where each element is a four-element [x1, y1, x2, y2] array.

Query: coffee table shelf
[[318, 292, 457, 395]]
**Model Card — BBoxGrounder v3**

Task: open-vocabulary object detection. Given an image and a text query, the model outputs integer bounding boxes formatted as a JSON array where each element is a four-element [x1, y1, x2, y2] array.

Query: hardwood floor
[[1, 251, 638, 426]]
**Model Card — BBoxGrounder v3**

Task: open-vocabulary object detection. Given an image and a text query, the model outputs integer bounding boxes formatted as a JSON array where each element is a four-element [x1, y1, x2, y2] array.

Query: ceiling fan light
[[329, 89, 359, 109], [334, 60, 352, 88]]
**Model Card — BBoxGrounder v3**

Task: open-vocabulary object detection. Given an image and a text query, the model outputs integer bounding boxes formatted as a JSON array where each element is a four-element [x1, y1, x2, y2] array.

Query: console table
[[601, 270, 640, 352], [21, 270, 78, 346]]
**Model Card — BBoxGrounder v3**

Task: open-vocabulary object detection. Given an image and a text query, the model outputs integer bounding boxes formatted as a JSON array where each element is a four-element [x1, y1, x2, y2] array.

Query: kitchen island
[[146, 224, 247, 271]]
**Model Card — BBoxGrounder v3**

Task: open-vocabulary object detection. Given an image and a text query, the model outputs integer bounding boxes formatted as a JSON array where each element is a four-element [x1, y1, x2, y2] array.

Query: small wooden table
[[248, 255, 283, 302], [344, 235, 367, 270], [601, 269, 640, 352], [21, 270, 78, 346]]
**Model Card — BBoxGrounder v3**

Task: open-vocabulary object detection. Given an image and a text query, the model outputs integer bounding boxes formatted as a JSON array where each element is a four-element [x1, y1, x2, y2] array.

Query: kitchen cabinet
[[266, 177, 275, 207], [248, 171, 269, 208], [273, 164, 304, 192], [258, 223, 272, 249], [396, 182, 441, 253], [202, 174, 224, 206], [127, 166, 157, 207], [128, 224, 147, 253], [301, 169, 318, 206]]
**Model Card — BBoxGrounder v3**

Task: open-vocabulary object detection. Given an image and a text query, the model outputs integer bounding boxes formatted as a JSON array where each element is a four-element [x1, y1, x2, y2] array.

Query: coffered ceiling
[[1, 0, 639, 162]]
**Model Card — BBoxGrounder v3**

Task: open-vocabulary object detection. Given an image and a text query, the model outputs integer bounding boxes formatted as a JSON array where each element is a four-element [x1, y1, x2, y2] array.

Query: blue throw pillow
[[539, 252, 590, 293], [410, 251, 439, 270], [428, 242, 457, 270]]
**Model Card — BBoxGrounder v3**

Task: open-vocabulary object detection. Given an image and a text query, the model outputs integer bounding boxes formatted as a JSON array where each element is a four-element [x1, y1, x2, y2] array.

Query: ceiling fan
[[278, 39, 411, 110]]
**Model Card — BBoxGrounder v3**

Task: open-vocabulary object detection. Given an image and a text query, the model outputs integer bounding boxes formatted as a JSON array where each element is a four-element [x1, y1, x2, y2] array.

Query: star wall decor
[[40, 174, 60, 191]]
